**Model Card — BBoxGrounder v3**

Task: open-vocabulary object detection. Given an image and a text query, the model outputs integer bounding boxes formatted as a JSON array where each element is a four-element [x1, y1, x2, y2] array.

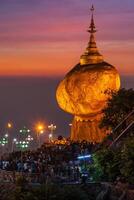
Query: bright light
[[49, 134, 52, 138], [77, 155, 91, 160], [38, 125, 44, 131], [26, 135, 34, 141], [5, 134, 8, 138], [7, 122, 12, 129], [35, 122, 46, 135], [48, 124, 56, 130], [13, 138, 17, 142], [40, 130, 44, 134]]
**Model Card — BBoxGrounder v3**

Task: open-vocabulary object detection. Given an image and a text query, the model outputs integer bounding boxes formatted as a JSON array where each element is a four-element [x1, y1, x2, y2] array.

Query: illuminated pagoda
[[56, 5, 120, 142]]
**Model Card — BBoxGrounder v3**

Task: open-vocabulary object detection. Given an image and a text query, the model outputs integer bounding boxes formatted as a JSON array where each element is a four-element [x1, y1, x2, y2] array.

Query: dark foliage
[[90, 136, 134, 184], [100, 88, 134, 129], [10, 184, 90, 200]]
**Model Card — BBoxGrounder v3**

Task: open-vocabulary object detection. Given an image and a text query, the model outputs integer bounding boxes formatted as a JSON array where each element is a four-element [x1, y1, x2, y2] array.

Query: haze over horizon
[[0, 75, 133, 137]]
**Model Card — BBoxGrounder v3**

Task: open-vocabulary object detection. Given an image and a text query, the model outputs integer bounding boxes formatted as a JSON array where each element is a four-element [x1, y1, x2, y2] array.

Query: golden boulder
[[56, 6, 120, 142]]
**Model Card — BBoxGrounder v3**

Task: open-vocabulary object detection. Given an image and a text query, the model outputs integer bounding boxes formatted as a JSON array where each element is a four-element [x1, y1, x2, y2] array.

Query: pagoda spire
[[80, 5, 103, 65], [88, 5, 96, 34]]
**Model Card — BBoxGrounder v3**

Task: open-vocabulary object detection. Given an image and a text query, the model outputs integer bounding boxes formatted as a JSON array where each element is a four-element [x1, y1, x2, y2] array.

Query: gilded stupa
[[56, 6, 120, 142]]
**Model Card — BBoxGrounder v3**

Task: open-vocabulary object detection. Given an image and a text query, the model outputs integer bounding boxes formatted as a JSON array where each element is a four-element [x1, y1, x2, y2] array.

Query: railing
[[108, 109, 134, 148], [95, 109, 134, 151], [109, 121, 134, 147], [112, 109, 134, 134]]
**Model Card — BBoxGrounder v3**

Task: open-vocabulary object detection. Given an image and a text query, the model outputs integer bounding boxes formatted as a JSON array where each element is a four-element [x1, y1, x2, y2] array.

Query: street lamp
[[19, 126, 30, 135], [49, 133, 53, 141], [26, 135, 34, 141], [5, 134, 9, 138], [35, 123, 45, 147], [7, 122, 12, 129], [12, 138, 17, 152], [1, 143, 5, 155], [48, 124, 56, 142], [0, 136, 8, 154], [16, 140, 29, 149], [37, 125, 44, 131], [5, 122, 13, 152]]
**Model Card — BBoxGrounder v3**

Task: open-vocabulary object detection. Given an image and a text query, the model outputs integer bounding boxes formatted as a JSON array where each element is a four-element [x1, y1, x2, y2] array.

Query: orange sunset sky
[[0, 0, 134, 77]]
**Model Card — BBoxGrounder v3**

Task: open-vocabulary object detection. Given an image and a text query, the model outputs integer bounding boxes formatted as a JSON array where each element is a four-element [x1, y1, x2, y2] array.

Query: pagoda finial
[[88, 5, 96, 33], [80, 4, 103, 65]]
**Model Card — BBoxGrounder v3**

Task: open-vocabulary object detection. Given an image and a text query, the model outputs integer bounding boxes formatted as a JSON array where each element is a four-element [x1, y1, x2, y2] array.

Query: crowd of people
[[0, 141, 95, 182]]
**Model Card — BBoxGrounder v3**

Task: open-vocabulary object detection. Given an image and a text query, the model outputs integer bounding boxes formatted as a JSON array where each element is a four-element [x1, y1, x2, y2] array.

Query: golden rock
[[56, 6, 120, 142], [56, 62, 120, 117]]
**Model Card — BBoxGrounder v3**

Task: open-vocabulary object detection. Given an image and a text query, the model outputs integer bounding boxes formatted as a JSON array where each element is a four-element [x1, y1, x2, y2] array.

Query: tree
[[100, 88, 134, 130], [90, 147, 121, 182], [120, 136, 134, 184], [90, 135, 134, 184]]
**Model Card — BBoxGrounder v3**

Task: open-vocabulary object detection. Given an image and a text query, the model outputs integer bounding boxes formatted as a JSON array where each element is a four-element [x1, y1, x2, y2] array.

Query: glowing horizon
[[0, 0, 133, 76]]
